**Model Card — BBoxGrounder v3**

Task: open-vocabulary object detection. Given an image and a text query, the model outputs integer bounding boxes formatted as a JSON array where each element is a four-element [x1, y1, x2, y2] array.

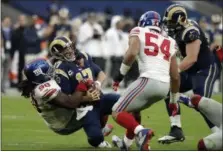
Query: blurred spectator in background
[[122, 8, 135, 32], [199, 17, 212, 44], [46, 0, 59, 24], [32, 15, 48, 58], [23, 15, 45, 64], [47, 7, 74, 43], [11, 14, 28, 87], [104, 6, 113, 31], [78, 12, 106, 71], [70, 17, 83, 43], [210, 14, 222, 50], [105, 15, 127, 84], [1, 16, 13, 92]]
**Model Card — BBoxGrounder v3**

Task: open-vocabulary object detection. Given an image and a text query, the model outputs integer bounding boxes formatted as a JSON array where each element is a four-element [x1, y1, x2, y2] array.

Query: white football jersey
[[32, 79, 74, 130], [129, 26, 178, 83]]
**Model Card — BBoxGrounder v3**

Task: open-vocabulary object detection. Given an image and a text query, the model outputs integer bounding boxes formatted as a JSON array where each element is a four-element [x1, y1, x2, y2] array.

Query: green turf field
[[1, 95, 222, 150]]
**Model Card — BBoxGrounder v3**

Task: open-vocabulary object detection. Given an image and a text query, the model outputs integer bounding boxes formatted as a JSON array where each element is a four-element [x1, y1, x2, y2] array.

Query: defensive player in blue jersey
[[49, 36, 120, 148], [158, 4, 221, 144]]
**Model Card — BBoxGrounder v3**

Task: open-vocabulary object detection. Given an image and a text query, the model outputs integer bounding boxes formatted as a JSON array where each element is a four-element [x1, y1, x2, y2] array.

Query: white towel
[[76, 105, 93, 120]]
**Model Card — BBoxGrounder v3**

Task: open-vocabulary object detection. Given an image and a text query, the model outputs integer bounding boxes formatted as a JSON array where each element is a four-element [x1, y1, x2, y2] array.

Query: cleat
[[102, 124, 113, 137], [158, 126, 185, 144], [135, 129, 154, 151], [112, 135, 129, 150], [98, 141, 112, 148]]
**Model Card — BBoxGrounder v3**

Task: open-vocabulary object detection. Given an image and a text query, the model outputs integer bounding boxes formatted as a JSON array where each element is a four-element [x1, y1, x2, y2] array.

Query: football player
[[49, 36, 120, 148], [111, 11, 180, 150], [18, 59, 113, 148], [179, 94, 222, 150], [158, 4, 221, 144]]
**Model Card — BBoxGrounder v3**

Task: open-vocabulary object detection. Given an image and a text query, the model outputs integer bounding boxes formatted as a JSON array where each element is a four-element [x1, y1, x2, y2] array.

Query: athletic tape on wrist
[[120, 63, 131, 75]]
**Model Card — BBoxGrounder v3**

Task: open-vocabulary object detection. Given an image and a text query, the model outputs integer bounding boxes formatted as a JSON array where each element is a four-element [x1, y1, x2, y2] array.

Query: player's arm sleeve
[[34, 80, 61, 103], [129, 27, 140, 38], [181, 26, 200, 44]]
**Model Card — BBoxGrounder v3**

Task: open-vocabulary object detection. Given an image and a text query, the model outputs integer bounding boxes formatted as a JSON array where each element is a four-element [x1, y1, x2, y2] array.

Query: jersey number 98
[[144, 33, 170, 61]]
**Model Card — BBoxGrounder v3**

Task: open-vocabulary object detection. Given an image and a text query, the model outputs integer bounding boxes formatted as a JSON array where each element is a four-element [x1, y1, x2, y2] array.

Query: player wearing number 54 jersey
[[111, 11, 180, 150]]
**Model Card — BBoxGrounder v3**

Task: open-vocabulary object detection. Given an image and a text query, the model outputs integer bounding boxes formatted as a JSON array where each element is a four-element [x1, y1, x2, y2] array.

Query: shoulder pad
[[181, 26, 200, 43], [34, 80, 61, 102], [80, 52, 89, 60], [129, 27, 141, 37]]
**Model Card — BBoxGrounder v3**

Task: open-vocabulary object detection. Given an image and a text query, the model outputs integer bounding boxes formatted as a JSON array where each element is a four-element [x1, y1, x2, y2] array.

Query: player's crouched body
[[179, 94, 222, 150]]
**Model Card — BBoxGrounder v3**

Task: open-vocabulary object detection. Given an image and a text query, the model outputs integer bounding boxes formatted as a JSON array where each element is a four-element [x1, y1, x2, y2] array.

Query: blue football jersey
[[54, 52, 102, 94]]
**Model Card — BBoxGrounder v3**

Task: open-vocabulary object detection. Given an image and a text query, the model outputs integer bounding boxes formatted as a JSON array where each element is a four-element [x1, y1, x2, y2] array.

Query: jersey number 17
[[144, 32, 170, 61]]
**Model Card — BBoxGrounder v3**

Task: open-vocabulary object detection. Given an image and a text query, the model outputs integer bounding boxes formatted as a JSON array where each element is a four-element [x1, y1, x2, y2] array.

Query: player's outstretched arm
[[113, 36, 140, 91], [122, 36, 140, 67]]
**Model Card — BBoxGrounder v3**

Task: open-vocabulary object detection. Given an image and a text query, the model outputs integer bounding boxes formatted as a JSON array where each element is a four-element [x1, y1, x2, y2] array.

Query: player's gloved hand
[[86, 88, 101, 101], [112, 81, 120, 92], [113, 71, 124, 91], [76, 79, 96, 92]]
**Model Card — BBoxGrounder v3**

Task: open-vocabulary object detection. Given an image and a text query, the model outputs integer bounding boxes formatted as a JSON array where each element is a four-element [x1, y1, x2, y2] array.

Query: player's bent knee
[[88, 135, 104, 147], [191, 94, 202, 108], [198, 139, 207, 150]]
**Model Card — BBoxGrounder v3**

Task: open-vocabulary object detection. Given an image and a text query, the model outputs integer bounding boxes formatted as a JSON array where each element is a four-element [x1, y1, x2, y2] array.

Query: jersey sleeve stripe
[[55, 69, 69, 79], [43, 88, 58, 100]]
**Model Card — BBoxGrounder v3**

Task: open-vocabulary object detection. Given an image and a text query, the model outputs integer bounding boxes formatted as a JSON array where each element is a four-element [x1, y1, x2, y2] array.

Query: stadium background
[[1, 0, 222, 150]]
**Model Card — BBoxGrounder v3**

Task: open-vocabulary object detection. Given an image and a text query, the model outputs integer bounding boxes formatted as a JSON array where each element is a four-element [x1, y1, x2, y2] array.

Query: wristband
[[95, 81, 101, 88], [120, 63, 131, 75]]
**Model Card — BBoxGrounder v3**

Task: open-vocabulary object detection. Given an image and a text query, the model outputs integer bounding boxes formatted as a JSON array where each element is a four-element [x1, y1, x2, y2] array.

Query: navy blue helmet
[[163, 4, 187, 31], [24, 58, 54, 84], [138, 11, 161, 27]]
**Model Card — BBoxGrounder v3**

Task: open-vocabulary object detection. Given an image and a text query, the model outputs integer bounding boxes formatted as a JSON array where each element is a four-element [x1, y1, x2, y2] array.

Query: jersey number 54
[[144, 33, 170, 61]]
